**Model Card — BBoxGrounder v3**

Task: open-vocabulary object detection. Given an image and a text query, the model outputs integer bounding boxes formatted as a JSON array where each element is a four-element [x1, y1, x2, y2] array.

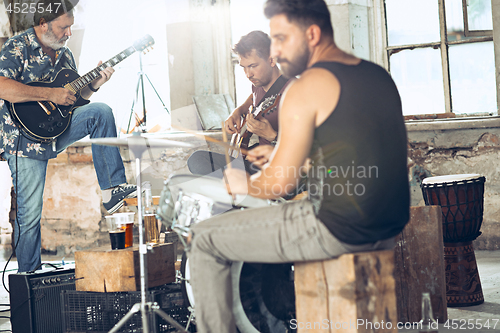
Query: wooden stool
[[294, 250, 397, 332]]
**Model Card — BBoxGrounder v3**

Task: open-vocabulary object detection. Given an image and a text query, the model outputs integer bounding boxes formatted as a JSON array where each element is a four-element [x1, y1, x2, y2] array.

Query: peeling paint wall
[[5, 134, 224, 256], [408, 120, 500, 250]]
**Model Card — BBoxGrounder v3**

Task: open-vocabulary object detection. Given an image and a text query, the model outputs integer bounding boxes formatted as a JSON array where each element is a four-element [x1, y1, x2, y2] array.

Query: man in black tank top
[[187, 1, 409, 332]]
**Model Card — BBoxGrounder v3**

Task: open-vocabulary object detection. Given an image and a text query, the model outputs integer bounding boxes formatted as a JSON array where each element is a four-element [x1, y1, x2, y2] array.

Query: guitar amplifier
[[9, 267, 76, 333]]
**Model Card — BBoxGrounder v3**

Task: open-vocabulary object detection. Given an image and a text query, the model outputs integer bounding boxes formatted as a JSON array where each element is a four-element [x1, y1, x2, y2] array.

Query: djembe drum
[[421, 174, 485, 307]]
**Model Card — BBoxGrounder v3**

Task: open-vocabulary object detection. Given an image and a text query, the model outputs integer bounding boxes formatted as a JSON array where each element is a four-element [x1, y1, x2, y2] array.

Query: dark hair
[[232, 31, 271, 60], [264, 0, 334, 38], [34, 0, 77, 26]]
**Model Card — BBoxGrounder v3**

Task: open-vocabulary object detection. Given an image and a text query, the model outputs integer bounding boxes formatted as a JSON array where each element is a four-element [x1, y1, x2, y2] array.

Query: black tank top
[[307, 60, 409, 245]]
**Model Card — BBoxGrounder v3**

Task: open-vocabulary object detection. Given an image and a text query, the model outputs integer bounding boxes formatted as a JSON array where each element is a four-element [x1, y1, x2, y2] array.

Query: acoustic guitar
[[228, 93, 282, 158], [7, 34, 154, 142]]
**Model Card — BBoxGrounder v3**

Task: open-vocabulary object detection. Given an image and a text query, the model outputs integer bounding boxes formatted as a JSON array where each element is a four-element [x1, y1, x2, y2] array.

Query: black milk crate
[[61, 283, 196, 333]]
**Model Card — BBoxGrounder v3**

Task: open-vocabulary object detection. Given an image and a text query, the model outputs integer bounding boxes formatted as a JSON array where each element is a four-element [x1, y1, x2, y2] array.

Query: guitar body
[[8, 68, 89, 142], [5, 34, 155, 143]]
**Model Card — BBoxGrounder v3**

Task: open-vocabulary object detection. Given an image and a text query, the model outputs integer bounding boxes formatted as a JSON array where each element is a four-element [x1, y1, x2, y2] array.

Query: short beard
[[40, 23, 68, 50], [279, 44, 309, 78]]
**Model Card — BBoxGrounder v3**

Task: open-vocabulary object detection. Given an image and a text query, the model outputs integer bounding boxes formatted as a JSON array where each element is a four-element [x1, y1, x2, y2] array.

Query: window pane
[[446, 0, 477, 41], [449, 41, 496, 114], [390, 48, 445, 115], [385, 0, 440, 46], [467, 0, 493, 31]]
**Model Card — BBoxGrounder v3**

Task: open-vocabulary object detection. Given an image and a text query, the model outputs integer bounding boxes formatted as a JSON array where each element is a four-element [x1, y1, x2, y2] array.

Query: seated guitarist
[[187, 30, 291, 178], [0, 0, 136, 273]]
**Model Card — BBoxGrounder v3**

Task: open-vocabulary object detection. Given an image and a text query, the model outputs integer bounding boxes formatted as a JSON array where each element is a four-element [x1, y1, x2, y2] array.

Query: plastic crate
[[61, 283, 196, 333]]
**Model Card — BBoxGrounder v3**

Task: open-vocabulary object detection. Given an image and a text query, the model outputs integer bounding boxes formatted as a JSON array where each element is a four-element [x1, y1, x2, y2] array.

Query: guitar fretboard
[[65, 46, 136, 93]]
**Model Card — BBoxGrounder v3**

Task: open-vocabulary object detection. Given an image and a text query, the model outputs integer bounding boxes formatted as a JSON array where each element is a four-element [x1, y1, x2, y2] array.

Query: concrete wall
[[166, 0, 235, 111], [407, 118, 500, 250], [34, 134, 225, 256]]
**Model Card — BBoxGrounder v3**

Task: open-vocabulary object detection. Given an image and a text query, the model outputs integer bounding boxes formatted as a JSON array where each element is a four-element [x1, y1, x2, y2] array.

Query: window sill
[[405, 115, 500, 132]]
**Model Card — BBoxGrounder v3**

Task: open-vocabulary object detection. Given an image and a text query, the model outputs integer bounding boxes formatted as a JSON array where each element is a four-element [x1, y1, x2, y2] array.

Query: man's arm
[[0, 76, 76, 105], [225, 68, 340, 199], [224, 93, 253, 134]]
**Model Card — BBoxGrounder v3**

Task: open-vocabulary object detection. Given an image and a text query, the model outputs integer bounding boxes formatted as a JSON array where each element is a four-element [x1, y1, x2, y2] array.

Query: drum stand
[[108, 132, 188, 333]]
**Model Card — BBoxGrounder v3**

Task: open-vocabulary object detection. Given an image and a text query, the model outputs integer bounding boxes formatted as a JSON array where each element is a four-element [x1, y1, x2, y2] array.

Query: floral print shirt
[[0, 27, 76, 160]]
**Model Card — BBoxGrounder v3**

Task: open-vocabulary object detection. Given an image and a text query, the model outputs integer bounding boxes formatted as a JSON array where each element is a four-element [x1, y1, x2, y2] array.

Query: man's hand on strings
[[223, 168, 250, 195], [246, 145, 274, 168], [246, 114, 276, 142], [224, 112, 243, 135], [50, 87, 76, 106], [91, 61, 115, 90]]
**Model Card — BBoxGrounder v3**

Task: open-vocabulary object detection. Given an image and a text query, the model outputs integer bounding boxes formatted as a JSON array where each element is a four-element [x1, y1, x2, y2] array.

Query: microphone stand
[[108, 132, 187, 333], [126, 53, 170, 134]]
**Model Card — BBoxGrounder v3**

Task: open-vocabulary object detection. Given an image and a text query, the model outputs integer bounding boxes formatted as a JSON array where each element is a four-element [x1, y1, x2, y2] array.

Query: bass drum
[[180, 253, 296, 333]]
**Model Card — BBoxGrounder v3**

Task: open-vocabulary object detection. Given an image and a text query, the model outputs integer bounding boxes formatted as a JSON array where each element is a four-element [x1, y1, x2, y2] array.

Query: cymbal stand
[[126, 53, 170, 134], [108, 131, 188, 333]]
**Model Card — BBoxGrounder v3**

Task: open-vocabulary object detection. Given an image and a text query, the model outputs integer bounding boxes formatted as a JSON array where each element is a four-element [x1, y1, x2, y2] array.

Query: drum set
[[90, 132, 296, 333], [157, 173, 296, 333], [421, 174, 486, 307]]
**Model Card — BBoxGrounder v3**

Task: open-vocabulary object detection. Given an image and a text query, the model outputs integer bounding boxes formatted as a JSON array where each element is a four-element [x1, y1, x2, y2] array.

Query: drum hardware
[[89, 132, 193, 333]]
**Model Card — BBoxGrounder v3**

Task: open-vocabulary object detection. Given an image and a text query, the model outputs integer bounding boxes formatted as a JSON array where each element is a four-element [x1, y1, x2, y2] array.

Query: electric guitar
[[228, 93, 282, 158], [7, 34, 155, 142]]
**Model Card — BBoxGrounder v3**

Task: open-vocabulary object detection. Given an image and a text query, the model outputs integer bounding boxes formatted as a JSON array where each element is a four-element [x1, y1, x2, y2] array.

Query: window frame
[[463, 0, 493, 37], [384, 0, 494, 116]]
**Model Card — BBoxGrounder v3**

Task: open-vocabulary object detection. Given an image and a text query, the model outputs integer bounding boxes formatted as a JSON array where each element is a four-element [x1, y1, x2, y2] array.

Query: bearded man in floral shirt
[[0, 0, 136, 272]]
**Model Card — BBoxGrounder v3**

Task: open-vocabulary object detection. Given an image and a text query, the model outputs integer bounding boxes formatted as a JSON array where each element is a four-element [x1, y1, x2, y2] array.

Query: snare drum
[[421, 174, 485, 243], [157, 174, 271, 236]]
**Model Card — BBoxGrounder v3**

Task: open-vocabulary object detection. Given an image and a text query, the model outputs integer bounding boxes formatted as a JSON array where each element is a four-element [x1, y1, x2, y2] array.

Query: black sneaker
[[103, 184, 137, 213]]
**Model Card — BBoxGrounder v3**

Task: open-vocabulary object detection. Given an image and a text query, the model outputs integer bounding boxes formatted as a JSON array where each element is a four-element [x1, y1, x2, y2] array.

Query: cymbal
[[88, 136, 193, 148]]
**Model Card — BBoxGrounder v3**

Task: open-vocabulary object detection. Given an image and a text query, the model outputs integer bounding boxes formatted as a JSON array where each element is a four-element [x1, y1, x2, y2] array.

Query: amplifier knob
[[38, 123, 45, 128], [47, 116, 54, 122], [57, 122, 64, 127], [47, 127, 54, 133]]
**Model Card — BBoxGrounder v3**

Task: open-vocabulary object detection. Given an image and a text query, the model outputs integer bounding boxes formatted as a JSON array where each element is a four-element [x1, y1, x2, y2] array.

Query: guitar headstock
[[133, 34, 155, 53]]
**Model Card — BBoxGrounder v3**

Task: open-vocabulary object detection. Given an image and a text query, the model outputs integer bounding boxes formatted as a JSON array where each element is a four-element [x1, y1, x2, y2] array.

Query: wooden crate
[[294, 250, 397, 333], [394, 205, 447, 322], [75, 242, 176, 292]]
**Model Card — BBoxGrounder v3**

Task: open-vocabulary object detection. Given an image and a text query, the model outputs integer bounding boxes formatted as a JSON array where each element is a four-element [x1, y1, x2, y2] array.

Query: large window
[[385, 0, 496, 116]]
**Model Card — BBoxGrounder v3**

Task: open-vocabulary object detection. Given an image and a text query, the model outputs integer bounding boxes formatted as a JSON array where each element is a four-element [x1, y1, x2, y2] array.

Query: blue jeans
[[2, 102, 127, 272]]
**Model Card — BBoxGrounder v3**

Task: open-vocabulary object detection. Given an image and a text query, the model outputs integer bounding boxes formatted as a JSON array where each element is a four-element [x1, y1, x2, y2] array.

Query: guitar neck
[[65, 46, 138, 93]]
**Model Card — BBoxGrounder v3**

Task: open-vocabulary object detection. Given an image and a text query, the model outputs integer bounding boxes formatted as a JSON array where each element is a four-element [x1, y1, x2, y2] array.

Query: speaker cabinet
[[9, 268, 75, 333]]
